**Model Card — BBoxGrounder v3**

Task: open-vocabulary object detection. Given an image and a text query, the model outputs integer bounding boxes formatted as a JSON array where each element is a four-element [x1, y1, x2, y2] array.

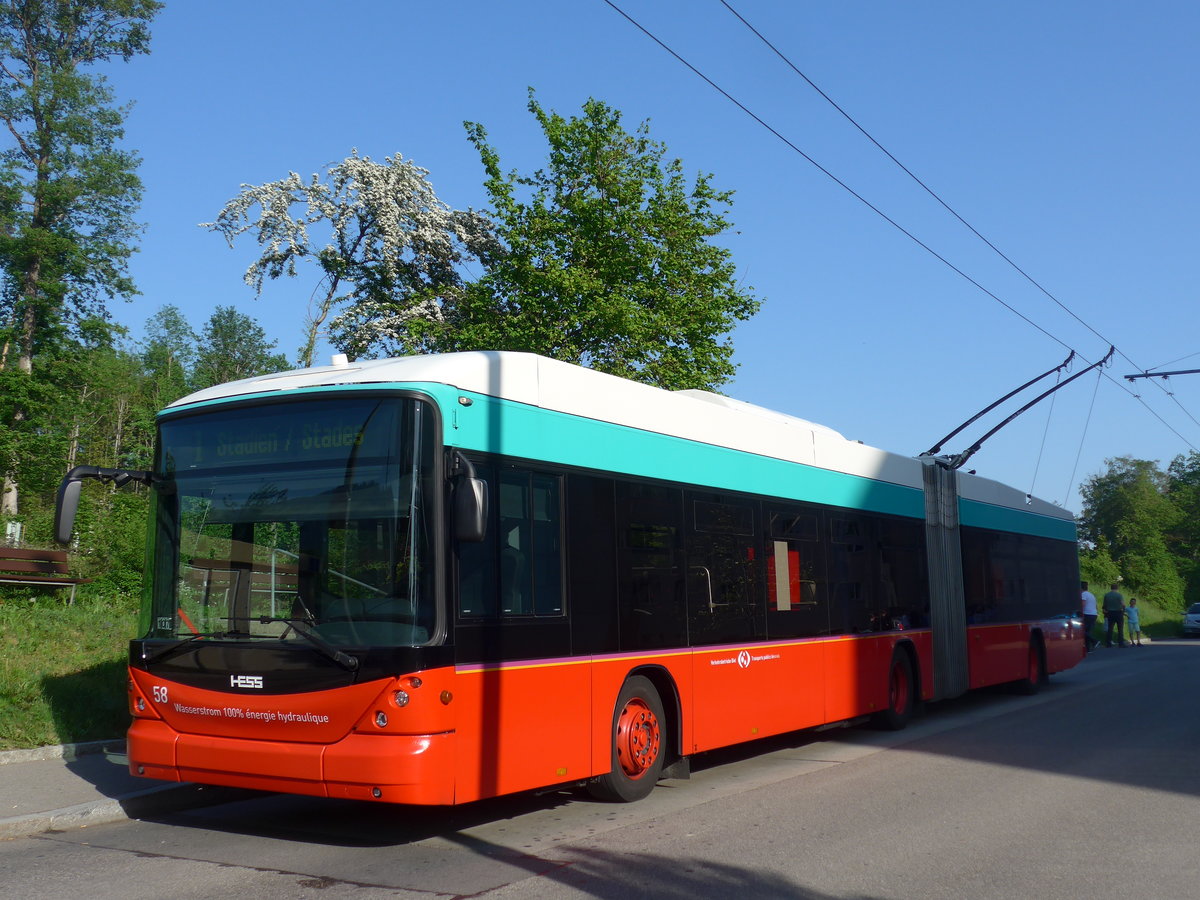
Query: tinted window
[[458, 464, 564, 619], [766, 506, 829, 638], [615, 481, 687, 650], [686, 492, 763, 645], [960, 527, 1078, 622]]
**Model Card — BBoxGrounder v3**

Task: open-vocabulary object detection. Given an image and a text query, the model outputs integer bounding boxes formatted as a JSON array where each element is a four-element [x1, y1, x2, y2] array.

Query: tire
[[587, 676, 666, 802], [1014, 639, 1046, 695], [873, 650, 915, 731]]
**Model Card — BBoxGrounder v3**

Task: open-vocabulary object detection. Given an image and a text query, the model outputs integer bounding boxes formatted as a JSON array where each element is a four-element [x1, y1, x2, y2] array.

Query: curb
[[0, 781, 252, 840], [0, 741, 259, 840], [0, 739, 124, 766]]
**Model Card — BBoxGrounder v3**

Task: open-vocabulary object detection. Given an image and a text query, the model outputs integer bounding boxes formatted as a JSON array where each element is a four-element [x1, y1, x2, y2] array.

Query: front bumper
[[127, 719, 455, 805]]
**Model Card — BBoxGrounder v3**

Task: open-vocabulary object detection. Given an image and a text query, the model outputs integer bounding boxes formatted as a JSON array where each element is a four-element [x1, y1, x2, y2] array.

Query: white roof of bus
[[169, 351, 1072, 520]]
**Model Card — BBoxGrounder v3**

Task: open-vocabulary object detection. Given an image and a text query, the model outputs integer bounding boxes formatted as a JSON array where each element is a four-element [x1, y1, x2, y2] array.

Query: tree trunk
[[4, 263, 43, 518], [0, 475, 16, 518], [112, 395, 127, 461]]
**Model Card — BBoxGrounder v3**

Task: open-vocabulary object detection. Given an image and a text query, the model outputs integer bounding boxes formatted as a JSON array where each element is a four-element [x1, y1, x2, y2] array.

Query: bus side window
[[531, 473, 563, 615], [458, 462, 497, 618], [458, 465, 564, 620], [499, 471, 531, 614], [829, 514, 875, 634]]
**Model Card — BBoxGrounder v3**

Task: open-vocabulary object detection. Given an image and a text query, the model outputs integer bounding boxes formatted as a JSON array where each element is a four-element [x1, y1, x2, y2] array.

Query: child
[[1126, 597, 1143, 646]]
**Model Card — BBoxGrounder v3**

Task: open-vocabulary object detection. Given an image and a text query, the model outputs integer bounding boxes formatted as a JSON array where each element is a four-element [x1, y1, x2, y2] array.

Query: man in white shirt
[[1080, 581, 1098, 653]]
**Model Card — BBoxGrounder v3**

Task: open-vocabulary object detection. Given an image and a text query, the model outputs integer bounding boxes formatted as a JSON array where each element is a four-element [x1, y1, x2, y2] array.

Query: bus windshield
[[142, 394, 439, 648]]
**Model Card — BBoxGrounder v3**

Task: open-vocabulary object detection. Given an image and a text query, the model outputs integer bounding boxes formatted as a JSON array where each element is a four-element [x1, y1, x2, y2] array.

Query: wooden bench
[[0, 547, 92, 604]]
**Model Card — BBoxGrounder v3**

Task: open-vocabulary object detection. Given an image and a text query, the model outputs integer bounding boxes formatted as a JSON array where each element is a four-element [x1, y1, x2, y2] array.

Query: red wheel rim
[[615, 697, 661, 779], [889, 661, 909, 715]]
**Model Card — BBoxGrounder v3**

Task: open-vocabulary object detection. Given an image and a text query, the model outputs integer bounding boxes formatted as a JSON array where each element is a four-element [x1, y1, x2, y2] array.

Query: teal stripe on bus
[[437, 386, 926, 519], [959, 497, 1077, 542]]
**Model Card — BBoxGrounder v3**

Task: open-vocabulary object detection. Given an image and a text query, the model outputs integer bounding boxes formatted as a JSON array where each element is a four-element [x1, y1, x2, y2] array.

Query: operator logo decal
[[708, 649, 782, 668]]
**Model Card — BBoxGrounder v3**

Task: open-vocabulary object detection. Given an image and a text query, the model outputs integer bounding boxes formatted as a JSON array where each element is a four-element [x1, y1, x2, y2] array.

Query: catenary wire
[[1065, 366, 1105, 506], [600, 0, 1198, 450], [1147, 349, 1200, 371], [716, 0, 1200, 435], [1028, 368, 1062, 500]]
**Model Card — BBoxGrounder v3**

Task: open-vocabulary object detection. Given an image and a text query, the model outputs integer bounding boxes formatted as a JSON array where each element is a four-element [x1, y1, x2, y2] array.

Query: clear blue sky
[[99, 0, 1199, 514]]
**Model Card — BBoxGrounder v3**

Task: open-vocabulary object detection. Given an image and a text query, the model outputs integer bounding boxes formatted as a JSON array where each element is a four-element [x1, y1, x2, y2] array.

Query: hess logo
[[230, 674, 264, 689]]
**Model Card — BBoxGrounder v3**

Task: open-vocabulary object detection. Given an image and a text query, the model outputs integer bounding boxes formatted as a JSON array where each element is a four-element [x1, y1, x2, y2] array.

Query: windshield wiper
[[141, 632, 224, 665], [258, 616, 360, 672]]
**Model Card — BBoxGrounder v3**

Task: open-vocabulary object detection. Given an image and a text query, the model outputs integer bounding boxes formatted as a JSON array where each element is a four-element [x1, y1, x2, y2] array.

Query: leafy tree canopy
[[452, 91, 760, 391], [192, 305, 289, 390], [0, 0, 161, 517], [1079, 456, 1187, 612], [203, 150, 496, 368], [205, 93, 761, 391], [0, 0, 162, 369]]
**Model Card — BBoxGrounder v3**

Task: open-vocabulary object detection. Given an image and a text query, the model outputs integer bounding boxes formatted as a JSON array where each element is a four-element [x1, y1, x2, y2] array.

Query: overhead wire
[[600, 1, 1069, 352], [1065, 366, 1105, 506], [715, 0, 1200, 436], [1029, 368, 1063, 500], [599, 0, 1198, 452], [1147, 349, 1200, 371]]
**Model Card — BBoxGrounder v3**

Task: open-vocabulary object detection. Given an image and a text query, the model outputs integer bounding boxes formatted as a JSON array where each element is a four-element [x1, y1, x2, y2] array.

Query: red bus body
[[111, 352, 1083, 805]]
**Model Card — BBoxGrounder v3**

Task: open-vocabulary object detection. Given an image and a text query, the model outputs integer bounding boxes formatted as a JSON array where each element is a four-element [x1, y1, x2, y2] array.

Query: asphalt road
[[3, 640, 1197, 900]]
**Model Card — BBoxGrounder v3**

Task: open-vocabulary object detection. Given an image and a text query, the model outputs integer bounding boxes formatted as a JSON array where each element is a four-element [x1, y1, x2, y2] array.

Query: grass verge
[[1133, 597, 1182, 641], [0, 594, 136, 751]]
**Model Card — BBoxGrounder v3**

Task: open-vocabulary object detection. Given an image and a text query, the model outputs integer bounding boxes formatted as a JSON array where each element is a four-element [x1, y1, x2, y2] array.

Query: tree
[[141, 303, 195, 400], [125, 304, 197, 463], [1078, 538, 1120, 594], [1166, 451, 1200, 606], [203, 150, 496, 368], [0, 0, 162, 516], [1079, 457, 1185, 612], [192, 305, 289, 390], [450, 91, 760, 391]]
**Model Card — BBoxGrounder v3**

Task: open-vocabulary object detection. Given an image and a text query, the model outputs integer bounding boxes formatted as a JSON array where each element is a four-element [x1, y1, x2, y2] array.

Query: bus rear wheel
[[873, 650, 915, 731], [1014, 638, 1046, 695], [588, 676, 665, 802]]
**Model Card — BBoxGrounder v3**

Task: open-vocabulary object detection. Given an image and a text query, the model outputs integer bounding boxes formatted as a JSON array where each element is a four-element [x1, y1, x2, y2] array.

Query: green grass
[[0, 593, 136, 751], [1082, 596, 1184, 642], [1137, 597, 1185, 640]]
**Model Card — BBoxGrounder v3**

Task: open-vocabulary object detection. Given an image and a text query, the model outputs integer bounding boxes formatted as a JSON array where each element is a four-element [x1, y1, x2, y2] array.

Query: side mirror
[[55, 466, 152, 545], [55, 476, 84, 545], [449, 451, 487, 543], [454, 476, 488, 543]]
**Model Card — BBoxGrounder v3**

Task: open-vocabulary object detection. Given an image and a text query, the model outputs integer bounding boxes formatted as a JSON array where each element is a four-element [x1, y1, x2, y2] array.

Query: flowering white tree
[[203, 151, 496, 366]]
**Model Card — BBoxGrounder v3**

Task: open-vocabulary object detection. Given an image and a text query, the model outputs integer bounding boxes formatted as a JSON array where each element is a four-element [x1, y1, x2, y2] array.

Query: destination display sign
[[159, 398, 403, 473]]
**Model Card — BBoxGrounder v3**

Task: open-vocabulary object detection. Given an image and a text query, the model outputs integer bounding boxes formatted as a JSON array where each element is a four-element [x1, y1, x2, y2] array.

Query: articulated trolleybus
[[57, 351, 1083, 805]]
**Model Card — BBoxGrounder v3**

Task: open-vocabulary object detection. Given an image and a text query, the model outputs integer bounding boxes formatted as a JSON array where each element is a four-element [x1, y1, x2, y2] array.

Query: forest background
[[1, 2, 1198, 749]]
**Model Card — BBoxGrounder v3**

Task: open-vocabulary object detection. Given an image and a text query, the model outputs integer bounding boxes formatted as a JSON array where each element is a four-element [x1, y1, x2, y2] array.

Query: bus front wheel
[[588, 676, 665, 802]]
